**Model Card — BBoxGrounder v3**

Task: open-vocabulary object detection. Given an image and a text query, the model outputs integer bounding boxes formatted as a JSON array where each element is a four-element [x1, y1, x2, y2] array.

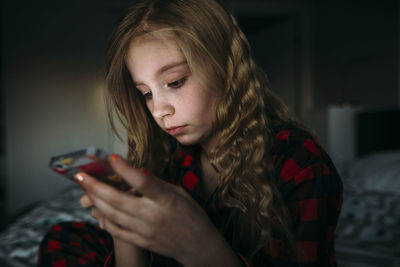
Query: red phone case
[[49, 147, 129, 190]]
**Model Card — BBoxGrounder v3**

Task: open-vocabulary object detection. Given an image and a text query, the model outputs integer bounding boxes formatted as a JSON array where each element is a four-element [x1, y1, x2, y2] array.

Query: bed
[[334, 109, 400, 267], [0, 109, 399, 267], [0, 185, 95, 267]]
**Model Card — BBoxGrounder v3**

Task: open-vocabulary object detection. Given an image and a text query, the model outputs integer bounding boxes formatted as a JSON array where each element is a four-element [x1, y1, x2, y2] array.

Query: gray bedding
[[335, 189, 400, 267], [0, 185, 95, 267]]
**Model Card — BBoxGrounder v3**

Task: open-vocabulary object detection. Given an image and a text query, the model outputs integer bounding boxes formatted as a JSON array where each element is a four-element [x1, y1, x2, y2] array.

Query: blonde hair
[[106, 0, 299, 259]]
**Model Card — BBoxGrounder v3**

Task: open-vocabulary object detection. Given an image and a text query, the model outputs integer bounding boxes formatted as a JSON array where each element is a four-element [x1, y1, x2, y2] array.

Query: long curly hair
[[106, 0, 300, 259]]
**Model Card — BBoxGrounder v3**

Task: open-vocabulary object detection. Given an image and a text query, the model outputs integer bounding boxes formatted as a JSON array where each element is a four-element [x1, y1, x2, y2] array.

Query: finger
[[88, 191, 153, 236], [99, 217, 105, 229], [102, 216, 150, 249], [91, 206, 101, 220], [107, 154, 162, 197], [91, 207, 105, 229], [108, 155, 192, 201], [75, 172, 151, 219], [80, 194, 93, 208]]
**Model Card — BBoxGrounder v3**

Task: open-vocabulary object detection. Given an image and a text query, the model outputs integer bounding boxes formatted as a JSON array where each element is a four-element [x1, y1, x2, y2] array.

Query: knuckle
[[147, 211, 166, 229], [135, 175, 149, 189]]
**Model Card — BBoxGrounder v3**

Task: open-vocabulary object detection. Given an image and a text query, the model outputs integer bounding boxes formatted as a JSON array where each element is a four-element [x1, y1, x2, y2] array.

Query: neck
[[201, 149, 221, 174], [200, 132, 218, 157], [200, 150, 220, 197]]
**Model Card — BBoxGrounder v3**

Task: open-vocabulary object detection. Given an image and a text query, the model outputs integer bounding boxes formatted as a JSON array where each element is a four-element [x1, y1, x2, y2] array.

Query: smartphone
[[49, 147, 129, 191]]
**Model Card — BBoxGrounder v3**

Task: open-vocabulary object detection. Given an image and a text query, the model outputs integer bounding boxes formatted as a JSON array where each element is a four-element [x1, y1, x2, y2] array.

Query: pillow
[[343, 150, 400, 194]]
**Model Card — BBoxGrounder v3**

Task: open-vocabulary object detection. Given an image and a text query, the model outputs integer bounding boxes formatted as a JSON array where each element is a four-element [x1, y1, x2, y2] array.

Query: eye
[[143, 91, 152, 100], [167, 78, 186, 88]]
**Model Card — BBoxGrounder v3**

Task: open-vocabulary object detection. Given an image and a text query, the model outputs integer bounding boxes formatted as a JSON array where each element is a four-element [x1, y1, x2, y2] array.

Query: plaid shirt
[[38, 126, 343, 267]]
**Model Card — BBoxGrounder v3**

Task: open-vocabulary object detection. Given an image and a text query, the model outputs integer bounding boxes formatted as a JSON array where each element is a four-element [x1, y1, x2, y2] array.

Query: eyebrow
[[133, 60, 188, 86]]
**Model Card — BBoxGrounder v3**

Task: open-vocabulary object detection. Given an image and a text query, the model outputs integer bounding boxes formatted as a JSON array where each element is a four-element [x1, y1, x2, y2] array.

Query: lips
[[166, 125, 186, 136]]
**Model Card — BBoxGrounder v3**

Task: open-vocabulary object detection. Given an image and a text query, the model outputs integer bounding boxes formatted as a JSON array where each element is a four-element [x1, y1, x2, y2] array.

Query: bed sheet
[[334, 151, 400, 266], [0, 185, 95, 267], [335, 189, 400, 267]]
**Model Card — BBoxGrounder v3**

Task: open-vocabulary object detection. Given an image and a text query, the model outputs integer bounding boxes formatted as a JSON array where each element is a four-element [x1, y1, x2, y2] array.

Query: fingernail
[[74, 173, 84, 183], [108, 154, 119, 164]]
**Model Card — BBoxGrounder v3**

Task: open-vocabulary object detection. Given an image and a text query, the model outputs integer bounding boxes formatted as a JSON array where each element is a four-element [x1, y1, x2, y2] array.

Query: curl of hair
[[208, 12, 298, 257]]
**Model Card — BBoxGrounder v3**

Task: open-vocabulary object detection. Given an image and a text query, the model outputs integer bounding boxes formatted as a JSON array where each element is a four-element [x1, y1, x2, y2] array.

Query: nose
[[151, 93, 174, 119]]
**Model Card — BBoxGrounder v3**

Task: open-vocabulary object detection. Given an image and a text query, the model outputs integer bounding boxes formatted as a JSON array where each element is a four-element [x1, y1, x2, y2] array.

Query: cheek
[[190, 99, 215, 124], [143, 99, 156, 117], [143, 102, 161, 125], [146, 102, 153, 114]]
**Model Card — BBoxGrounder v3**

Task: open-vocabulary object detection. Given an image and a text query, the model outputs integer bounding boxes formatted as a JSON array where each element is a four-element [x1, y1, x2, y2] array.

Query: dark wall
[[313, 0, 398, 109], [0, 0, 5, 228], [1, 0, 131, 219], [3, 1, 115, 72]]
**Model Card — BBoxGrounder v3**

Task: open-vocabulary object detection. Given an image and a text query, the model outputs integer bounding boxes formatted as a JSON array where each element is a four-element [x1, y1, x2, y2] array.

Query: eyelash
[[141, 77, 186, 100], [167, 77, 186, 88], [143, 91, 152, 100]]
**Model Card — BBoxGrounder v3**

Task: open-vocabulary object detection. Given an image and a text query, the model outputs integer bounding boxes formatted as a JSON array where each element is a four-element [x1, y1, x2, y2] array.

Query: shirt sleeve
[[272, 130, 343, 266]]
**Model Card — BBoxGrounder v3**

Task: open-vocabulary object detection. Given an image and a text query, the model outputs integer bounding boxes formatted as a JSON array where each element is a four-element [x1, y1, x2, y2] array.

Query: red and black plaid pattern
[[38, 126, 343, 267], [267, 127, 343, 266], [168, 126, 343, 266], [38, 222, 114, 266]]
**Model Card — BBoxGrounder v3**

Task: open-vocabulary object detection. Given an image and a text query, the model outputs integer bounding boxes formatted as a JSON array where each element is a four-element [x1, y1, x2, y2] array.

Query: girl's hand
[[79, 195, 105, 228], [80, 187, 150, 267], [75, 155, 241, 267]]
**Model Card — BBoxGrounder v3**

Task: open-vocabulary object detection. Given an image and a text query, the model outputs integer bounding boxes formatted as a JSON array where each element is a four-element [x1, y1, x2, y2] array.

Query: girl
[[38, 0, 343, 266]]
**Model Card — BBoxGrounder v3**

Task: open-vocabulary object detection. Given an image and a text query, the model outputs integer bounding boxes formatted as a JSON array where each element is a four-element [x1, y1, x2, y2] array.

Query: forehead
[[127, 33, 183, 60], [125, 33, 187, 76]]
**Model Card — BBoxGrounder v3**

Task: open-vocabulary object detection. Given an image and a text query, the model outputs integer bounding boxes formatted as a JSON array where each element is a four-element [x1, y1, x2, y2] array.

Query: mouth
[[166, 125, 187, 136]]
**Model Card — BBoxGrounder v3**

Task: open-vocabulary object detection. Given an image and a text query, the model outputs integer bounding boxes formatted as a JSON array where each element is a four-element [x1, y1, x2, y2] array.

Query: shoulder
[[271, 125, 341, 190], [272, 126, 323, 167], [270, 126, 343, 265]]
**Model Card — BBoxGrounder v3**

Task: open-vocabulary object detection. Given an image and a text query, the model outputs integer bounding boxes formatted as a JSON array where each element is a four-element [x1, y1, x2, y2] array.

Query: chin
[[175, 135, 200, 146]]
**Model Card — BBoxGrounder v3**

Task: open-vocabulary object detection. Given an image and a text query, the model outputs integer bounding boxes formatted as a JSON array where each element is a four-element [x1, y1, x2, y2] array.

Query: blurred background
[[0, 0, 398, 227]]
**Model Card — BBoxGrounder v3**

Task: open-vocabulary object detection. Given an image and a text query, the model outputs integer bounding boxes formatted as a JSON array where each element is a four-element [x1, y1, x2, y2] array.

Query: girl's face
[[125, 34, 219, 151]]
